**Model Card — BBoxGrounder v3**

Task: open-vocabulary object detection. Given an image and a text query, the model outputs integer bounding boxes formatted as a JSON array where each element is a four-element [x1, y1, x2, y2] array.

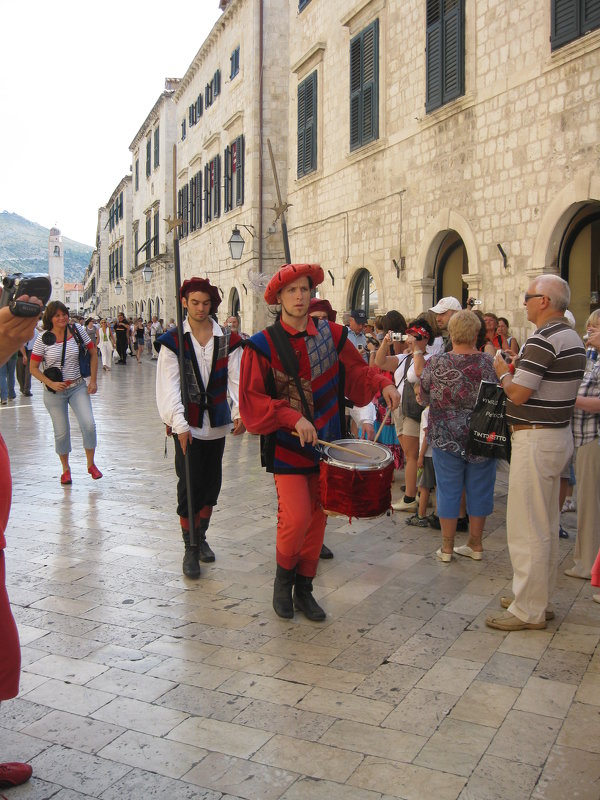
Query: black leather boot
[[182, 531, 200, 578], [196, 520, 215, 563], [319, 543, 334, 559], [273, 565, 295, 619], [293, 574, 326, 621]]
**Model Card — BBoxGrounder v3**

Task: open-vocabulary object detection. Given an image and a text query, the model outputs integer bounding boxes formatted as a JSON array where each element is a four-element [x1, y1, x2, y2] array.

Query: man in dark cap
[[347, 309, 369, 362], [156, 277, 245, 578]]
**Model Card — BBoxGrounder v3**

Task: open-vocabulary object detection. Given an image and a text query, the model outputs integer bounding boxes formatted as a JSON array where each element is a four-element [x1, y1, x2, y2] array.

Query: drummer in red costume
[[239, 264, 400, 620]]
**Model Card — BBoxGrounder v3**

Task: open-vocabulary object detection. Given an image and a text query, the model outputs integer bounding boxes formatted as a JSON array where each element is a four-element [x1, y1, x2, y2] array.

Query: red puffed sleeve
[[239, 346, 303, 435], [332, 325, 393, 405]]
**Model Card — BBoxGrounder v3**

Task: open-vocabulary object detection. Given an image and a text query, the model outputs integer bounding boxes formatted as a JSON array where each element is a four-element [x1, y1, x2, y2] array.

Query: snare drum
[[319, 439, 394, 520]]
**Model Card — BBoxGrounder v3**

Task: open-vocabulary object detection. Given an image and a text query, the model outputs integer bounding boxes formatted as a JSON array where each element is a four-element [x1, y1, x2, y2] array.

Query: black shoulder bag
[[44, 336, 68, 393], [70, 324, 92, 378]]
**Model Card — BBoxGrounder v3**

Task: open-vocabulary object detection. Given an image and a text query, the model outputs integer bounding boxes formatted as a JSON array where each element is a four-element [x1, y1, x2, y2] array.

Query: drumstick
[[373, 407, 391, 444], [291, 431, 372, 459]]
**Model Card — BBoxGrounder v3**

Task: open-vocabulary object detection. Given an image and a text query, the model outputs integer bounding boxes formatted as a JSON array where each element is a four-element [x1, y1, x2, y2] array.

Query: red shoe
[[0, 762, 33, 789], [88, 464, 103, 480], [60, 469, 72, 485]]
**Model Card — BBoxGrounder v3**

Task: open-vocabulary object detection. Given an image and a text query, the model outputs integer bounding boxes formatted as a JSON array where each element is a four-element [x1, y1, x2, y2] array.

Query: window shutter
[[297, 80, 306, 176], [178, 189, 183, 238], [154, 127, 160, 168], [552, 0, 579, 47], [119, 245, 124, 277], [146, 216, 152, 257], [182, 119, 186, 140], [213, 155, 221, 218], [349, 35, 362, 150], [154, 211, 159, 255], [224, 145, 232, 212], [189, 176, 196, 232], [146, 138, 151, 177], [182, 184, 189, 237], [442, 0, 463, 103], [426, 0, 443, 111], [362, 21, 378, 144], [120, 192, 124, 220], [196, 171, 202, 229], [583, 0, 600, 31], [236, 135, 244, 206], [135, 160, 139, 191], [204, 164, 211, 222]]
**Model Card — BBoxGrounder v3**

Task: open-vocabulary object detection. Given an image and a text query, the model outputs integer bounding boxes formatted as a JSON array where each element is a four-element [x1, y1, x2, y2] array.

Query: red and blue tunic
[[240, 317, 392, 474]]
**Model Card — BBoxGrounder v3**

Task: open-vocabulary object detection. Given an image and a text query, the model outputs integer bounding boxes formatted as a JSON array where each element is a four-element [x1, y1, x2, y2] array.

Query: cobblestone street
[[0, 357, 599, 799]]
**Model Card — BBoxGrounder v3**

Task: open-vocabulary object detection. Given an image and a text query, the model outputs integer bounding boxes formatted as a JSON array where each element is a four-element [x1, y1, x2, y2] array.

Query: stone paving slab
[[0, 359, 599, 798]]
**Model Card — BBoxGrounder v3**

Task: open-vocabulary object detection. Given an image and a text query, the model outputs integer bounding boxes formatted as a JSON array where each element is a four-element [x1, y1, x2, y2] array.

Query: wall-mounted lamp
[[141, 263, 153, 283], [114, 281, 123, 296], [228, 224, 256, 260], [327, 270, 335, 286], [497, 244, 508, 270]]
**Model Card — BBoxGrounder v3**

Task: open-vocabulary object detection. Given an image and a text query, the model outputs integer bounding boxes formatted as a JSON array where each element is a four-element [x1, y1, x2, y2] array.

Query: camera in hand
[[0, 273, 52, 317], [390, 332, 407, 342]]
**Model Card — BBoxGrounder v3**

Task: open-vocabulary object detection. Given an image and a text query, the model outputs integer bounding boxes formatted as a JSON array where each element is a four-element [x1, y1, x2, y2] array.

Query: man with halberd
[[156, 277, 245, 578], [239, 264, 400, 621]]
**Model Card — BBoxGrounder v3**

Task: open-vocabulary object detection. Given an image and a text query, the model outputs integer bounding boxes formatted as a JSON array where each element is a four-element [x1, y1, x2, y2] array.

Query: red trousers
[[0, 551, 20, 700], [274, 473, 327, 577]]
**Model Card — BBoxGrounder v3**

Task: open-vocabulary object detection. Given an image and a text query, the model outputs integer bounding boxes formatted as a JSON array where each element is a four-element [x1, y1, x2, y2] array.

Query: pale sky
[[0, 1, 223, 246]]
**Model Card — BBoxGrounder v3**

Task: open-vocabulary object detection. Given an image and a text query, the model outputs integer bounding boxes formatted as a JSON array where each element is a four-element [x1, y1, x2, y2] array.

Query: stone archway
[[413, 210, 479, 312]]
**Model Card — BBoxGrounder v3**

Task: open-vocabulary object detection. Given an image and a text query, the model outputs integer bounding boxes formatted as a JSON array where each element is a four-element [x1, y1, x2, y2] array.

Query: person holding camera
[[29, 301, 102, 486], [0, 295, 45, 792]]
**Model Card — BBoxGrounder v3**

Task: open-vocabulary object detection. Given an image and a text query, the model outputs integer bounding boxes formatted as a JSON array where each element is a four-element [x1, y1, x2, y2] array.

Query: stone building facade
[[104, 176, 133, 319], [174, 0, 290, 333], [128, 79, 180, 325], [287, 0, 600, 339]]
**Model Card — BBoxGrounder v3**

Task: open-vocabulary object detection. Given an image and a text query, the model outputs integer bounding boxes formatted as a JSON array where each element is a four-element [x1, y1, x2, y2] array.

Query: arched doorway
[[230, 288, 240, 318], [433, 232, 468, 305], [155, 297, 161, 318], [558, 204, 600, 331], [350, 269, 378, 316]]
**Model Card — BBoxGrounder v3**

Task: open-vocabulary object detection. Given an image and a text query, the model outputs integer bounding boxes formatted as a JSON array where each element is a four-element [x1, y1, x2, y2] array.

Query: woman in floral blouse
[[418, 310, 498, 563]]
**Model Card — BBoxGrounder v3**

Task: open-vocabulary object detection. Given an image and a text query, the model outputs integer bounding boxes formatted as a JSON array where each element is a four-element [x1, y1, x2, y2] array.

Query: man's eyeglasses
[[524, 293, 545, 303]]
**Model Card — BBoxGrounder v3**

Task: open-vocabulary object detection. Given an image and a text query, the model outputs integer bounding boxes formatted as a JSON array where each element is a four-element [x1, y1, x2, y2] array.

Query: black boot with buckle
[[293, 573, 326, 621], [182, 531, 201, 578], [273, 564, 296, 619]]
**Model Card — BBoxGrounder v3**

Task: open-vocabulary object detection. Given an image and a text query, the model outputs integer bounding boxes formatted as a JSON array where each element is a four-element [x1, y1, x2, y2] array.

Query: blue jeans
[[0, 359, 17, 401], [432, 447, 497, 518], [42, 380, 97, 454]]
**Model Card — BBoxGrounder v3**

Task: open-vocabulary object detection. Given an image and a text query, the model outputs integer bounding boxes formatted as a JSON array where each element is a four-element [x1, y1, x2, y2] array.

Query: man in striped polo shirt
[[486, 275, 585, 631]]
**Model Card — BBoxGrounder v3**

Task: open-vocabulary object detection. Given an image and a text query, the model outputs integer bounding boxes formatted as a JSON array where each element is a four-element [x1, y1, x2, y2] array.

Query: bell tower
[[48, 226, 65, 303]]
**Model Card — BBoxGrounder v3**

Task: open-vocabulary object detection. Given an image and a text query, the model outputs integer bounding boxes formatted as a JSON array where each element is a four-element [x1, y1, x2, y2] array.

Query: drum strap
[[267, 322, 314, 423]]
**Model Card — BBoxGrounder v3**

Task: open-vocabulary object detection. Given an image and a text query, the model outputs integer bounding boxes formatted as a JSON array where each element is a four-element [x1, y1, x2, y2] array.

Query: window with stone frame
[[204, 155, 221, 223], [425, 0, 465, 113]]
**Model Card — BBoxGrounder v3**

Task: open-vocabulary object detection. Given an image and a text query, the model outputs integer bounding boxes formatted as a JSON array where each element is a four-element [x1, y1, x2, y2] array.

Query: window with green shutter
[[425, 0, 465, 113], [551, 0, 600, 49], [146, 137, 152, 177], [153, 211, 159, 256], [145, 216, 152, 259], [298, 72, 317, 176], [154, 127, 160, 169], [230, 47, 240, 79], [350, 20, 379, 151], [135, 159, 139, 191], [224, 136, 245, 212]]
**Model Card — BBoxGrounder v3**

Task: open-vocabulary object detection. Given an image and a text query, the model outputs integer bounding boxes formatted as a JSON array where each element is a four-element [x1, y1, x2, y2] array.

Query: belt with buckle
[[508, 423, 547, 433]]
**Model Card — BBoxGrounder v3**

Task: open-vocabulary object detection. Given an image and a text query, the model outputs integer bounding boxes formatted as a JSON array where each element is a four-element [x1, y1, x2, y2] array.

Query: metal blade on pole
[[267, 138, 291, 264]]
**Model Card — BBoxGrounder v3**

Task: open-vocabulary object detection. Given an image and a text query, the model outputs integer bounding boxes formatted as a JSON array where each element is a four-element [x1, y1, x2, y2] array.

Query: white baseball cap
[[429, 297, 462, 314]]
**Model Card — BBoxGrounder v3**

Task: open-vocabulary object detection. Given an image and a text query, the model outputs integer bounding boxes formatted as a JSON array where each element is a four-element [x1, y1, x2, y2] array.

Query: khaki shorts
[[392, 407, 420, 439]]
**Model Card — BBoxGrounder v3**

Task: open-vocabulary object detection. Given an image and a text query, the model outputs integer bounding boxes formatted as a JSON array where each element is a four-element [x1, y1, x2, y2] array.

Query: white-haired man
[[487, 275, 585, 631]]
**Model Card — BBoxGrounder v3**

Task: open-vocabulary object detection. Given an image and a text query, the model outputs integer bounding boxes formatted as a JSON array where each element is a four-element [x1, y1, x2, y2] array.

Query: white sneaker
[[391, 497, 418, 512]]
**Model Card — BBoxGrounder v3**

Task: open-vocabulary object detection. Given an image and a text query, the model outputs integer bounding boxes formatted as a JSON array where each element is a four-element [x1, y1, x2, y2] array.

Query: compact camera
[[499, 350, 512, 363], [0, 273, 52, 317], [390, 332, 407, 342], [467, 298, 482, 307]]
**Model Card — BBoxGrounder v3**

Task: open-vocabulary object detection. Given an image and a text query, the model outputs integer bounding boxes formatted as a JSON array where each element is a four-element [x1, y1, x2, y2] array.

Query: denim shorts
[[432, 447, 497, 519]]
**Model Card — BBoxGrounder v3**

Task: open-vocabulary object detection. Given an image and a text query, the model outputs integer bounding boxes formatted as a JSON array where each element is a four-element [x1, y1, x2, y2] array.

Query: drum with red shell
[[319, 439, 394, 520]]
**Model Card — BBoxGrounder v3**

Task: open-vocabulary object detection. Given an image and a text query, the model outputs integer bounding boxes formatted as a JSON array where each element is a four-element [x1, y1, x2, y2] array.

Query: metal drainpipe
[[258, 0, 264, 272]]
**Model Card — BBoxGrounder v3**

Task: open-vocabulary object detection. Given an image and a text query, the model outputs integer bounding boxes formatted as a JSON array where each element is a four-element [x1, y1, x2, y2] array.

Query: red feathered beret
[[180, 277, 222, 311], [264, 264, 324, 305]]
